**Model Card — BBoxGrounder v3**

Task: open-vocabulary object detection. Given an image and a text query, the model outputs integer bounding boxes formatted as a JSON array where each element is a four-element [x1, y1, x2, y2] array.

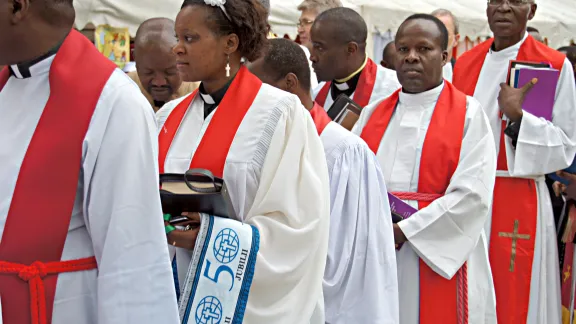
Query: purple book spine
[[517, 68, 559, 121], [388, 193, 418, 220]]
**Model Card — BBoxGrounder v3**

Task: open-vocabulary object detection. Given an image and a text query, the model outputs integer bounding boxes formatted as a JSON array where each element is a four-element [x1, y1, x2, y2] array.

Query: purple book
[[388, 193, 417, 223], [515, 68, 559, 121]]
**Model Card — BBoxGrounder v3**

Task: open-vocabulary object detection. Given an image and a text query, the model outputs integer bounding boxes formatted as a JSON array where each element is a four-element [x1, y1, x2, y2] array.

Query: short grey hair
[[259, 0, 270, 12], [297, 0, 343, 15], [431, 8, 459, 35]]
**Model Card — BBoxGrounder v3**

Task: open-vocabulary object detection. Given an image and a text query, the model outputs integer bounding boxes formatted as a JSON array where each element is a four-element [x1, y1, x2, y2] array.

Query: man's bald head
[[134, 18, 182, 105], [135, 18, 176, 52], [313, 7, 367, 47], [381, 41, 396, 70]]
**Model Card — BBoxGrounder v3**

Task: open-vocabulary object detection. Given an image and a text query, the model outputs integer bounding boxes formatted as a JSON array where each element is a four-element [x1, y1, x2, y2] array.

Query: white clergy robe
[[312, 64, 400, 109], [157, 86, 331, 324], [0, 56, 180, 323], [473, 33, 576, 323], [352, 83, 498, 324], [320, 122, 399, 324]]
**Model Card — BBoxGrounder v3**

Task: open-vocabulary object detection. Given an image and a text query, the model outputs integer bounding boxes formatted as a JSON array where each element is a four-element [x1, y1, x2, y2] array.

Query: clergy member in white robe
[[247, 38, 399, 324], [453, 4, 576, 322], [354, 15, 497, 324], [159, 2, 330, 323], [309, 7, 399, 110], [0, 10, 179, 324]]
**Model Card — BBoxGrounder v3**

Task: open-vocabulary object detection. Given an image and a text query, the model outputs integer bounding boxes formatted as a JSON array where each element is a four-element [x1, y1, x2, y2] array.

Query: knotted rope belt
[[0, 257, 97, 324]]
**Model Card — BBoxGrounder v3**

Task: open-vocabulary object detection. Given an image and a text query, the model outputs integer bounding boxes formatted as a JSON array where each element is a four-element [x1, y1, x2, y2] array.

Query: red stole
[[316, 58, 378, 108], [0, 30, 116, 324], [159, 66, 262, 176], [360, 82, 468, 324], [453, 34, 565, 324], [309, 102, 331, 135], [561, 237, 576, 323]]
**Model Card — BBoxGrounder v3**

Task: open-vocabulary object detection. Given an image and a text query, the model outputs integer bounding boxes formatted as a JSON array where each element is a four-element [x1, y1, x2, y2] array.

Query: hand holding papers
[[160, 169, 235, 249], [388, 193, 418, 249], [160, 169, 235, 219], [499, 60, 560, 122], [498, 78, 537, 122]]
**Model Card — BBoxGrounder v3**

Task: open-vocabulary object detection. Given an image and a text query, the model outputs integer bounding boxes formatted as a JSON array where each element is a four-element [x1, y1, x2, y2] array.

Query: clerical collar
[[199, 79, 233, 118], [330, 57, 367, 100], [399, 81, 444, 107], [9, 41, 63, 79], [489, 32, 528, 54]]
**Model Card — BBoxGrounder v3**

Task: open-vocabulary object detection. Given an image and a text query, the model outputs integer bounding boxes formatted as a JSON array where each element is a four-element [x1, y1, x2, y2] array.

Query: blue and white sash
[[179, 213, 259, 324]]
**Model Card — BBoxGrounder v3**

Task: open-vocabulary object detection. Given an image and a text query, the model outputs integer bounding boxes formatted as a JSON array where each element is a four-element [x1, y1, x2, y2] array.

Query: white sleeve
[[241, 97, 331, 324], [85, 83, 180, 324], [323, 139, 399, 324], [507, 58, 576, 175], [398, 98, 497, 279]]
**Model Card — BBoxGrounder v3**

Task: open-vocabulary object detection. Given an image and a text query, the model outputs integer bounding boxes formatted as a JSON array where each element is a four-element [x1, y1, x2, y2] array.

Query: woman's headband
[[204, 0, 231, 21]]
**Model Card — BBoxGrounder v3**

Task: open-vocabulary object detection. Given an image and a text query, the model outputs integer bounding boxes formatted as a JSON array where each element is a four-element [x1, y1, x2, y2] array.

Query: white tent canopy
[[73, 0, 576, 52], [357, 0, 576, 51]]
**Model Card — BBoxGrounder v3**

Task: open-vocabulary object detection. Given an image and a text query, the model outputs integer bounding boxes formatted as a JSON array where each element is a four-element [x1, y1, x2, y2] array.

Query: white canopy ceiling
[[73, 0, 576, 50]]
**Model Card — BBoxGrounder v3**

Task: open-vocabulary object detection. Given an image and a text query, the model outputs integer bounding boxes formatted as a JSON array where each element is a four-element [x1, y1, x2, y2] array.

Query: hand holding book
[[166, 212, 201, 250], [498, 77, 538, 122]]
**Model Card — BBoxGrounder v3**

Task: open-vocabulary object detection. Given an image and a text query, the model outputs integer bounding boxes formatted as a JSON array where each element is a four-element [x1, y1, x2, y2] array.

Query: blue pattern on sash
[[177, 215, 259, 324]]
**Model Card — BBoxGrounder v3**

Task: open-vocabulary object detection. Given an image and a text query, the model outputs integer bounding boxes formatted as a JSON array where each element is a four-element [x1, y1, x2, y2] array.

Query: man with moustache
[[453, 0, 576, 322], [129, 18, 198, 111], [354, 14, 497, 324]]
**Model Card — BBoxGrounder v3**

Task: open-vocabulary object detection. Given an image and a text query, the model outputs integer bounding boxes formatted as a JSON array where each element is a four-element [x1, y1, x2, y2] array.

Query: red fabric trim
[[309, 102, 331, 135], [315, 58, 379, 108], [561, 238, 575, 317], [315, 82, 331, 108], [158, 66, 262, 177], [391, 192, 441, 202], [0, 66, 9, 90], [359, 88, 401, 154], [0, 257, 97, 324], [158, 90, 198, 174], [453, 34, 565, 324], [0, 30, 115, 324], [361, 82, 468, 324]]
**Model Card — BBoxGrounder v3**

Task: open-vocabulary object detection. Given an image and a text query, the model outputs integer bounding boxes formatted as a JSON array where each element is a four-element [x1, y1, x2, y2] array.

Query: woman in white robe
[[157, 1, 331, 323]]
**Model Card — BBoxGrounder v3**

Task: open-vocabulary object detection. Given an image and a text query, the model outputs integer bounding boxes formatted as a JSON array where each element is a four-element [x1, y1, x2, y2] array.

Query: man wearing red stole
[[453, 1, 576, 323], [353, 14, 497, 324], [310, 7, 400, 111], [0, 1, 180, 323]]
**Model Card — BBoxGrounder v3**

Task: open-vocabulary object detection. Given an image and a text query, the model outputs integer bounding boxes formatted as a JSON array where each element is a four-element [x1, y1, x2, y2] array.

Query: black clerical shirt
[[330, 72, 361, 101], [198, 79, 233, 119]]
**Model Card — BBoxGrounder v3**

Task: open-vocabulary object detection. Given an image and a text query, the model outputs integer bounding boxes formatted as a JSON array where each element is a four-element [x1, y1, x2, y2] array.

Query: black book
[[160, 169, 235, 219], [327, 94, 363, 131]]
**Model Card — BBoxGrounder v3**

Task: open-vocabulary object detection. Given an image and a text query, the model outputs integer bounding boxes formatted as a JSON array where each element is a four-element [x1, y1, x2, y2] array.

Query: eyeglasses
[[296, 19, 315, 28], [487, 0, 531, 6]]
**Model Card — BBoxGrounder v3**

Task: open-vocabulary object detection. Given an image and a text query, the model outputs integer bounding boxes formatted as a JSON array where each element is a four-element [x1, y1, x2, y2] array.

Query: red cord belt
[[391, 191, 469, 324], [0, 257, 97, 324]]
